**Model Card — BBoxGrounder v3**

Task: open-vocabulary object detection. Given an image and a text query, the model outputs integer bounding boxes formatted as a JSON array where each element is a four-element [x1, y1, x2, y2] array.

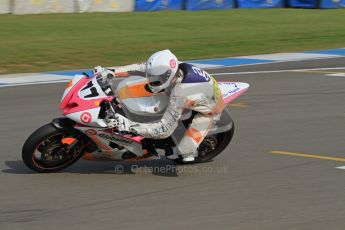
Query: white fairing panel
[[218, 82, 249, 104], [75, 126, 144, 160], [78, 77, 107, 100], [117, 76, 169, 115], [117, 78, 249, 115], [66, 107, 108, 128]]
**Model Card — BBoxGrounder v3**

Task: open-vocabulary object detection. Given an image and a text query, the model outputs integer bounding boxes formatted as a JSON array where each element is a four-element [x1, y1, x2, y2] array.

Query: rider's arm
[[130, 89, 185, 139], [113, 63, 146, 76]]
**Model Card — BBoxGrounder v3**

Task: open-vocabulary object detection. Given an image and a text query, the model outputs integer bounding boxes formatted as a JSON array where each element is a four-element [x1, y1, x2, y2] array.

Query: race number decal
[[80, 81, 100, 98], [181, 63, 212, 83], [192, 66, 211, 81], [80, 112, 92, 124]]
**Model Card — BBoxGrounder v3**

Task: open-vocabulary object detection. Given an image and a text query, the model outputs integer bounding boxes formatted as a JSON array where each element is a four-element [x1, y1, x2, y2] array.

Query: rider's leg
[[177, 114, 214, 162]]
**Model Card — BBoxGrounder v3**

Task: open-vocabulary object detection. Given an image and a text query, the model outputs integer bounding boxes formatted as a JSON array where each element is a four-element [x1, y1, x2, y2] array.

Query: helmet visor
[[146, 70, 171, 88]]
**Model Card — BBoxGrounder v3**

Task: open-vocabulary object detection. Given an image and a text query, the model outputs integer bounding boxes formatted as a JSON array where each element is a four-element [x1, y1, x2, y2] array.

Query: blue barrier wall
[[237, 0, 284, 8], [289, 0, 343, 8], [288, 0, 317, 8], [185, 0, 234, 10], [135, 0, 183, 11], [320, 0, 343, 8]]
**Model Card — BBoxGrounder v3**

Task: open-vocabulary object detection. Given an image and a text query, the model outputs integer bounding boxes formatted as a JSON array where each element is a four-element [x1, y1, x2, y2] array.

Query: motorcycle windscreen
[[116, 76, 169, 115]]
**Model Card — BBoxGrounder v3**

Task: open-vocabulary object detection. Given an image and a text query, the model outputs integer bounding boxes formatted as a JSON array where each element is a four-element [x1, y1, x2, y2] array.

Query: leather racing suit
[[114, 62, 225, 159]]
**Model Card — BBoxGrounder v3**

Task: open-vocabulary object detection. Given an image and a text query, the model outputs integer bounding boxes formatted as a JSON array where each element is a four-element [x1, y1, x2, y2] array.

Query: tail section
[[218, 82, 249, 104]]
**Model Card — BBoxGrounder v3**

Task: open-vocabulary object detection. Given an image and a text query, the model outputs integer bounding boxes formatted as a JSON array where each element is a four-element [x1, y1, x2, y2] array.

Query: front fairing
[[60, 75, 113, 127]]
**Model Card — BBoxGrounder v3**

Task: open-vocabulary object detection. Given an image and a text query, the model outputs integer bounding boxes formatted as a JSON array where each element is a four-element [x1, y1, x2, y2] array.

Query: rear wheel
[[195, 124, 234, 163], [22, 123, 85, 173], [174, 123, 235, 164]]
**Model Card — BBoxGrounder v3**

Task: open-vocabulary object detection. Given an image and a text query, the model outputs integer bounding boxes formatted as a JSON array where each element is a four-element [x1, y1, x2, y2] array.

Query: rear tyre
[[174, 123, 235, 164], [196, 124, 234, 163], [22, 123, 85, 173]]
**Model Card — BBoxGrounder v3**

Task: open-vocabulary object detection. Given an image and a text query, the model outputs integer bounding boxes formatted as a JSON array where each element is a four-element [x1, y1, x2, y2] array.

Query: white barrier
[[13, 0, 76, 14], [0, 0, 10, 14], [77, 0, 134, 12]]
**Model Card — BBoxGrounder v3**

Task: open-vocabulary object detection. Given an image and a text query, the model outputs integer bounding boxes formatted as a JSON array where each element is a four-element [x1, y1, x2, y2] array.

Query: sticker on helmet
[[169, 59, 177, 68], [80, 112, 92, 123]]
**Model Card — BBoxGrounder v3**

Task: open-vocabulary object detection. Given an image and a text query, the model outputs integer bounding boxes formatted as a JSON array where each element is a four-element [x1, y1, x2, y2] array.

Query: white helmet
[[145, 49, 179, 93]]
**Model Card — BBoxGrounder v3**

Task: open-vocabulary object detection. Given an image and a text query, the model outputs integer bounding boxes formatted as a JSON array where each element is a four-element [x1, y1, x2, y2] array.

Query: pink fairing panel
[[128, 135, 145, 143], [60, 75, 113, 115], [218, 82, 249, 104]]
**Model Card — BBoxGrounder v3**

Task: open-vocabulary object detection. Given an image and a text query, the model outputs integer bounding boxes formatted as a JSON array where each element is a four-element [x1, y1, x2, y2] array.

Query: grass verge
[[0, 9, 345, 74]]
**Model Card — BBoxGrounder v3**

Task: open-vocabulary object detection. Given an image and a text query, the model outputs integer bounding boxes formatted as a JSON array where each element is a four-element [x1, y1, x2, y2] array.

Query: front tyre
[[22, 123, 85, 173]]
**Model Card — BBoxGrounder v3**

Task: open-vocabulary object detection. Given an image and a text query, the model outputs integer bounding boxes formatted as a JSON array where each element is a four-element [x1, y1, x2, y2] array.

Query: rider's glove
[[110, 113, 133, 133], [93, 66, 115, 79]]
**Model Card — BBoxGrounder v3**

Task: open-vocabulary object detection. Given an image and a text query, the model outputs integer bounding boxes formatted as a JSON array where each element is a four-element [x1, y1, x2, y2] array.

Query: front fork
[[51, 117, 98, 155]]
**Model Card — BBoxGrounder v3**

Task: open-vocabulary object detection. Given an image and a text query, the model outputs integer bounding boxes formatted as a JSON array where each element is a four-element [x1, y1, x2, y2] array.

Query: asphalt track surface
[[1, 57, 345, 230]]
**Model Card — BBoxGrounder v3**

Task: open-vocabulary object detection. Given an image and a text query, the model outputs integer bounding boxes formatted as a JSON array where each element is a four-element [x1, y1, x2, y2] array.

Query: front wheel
[[22, 123, 85, 173]]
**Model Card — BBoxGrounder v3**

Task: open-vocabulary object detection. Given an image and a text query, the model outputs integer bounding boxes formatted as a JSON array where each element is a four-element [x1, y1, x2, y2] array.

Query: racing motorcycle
[[22, 68, 249, 172]]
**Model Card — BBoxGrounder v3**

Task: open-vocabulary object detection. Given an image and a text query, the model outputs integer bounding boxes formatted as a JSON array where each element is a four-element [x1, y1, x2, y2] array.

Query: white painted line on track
[[0, 80, 70, 88], [188, 63, 224, 69], [205, 55, 345, 70], [1, 55, 345, 88], [2, 66, 345, 88], [0, 74, 73, 88], [290, 67, 345, 71], [335, 166, 345, 170], [240, 53, 340, 61], [326, 73, 345, 77], [212, 67, 345, 76]]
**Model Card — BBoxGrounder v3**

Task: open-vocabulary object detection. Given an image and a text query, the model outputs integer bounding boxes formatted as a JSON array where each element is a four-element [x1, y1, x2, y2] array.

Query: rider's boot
[[166, 147, 179, 160], [181, 153, 195, 162]]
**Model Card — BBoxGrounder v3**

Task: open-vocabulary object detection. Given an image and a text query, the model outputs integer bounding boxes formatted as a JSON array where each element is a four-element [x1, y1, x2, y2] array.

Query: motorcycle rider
[[93, 49, 225, 162]]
